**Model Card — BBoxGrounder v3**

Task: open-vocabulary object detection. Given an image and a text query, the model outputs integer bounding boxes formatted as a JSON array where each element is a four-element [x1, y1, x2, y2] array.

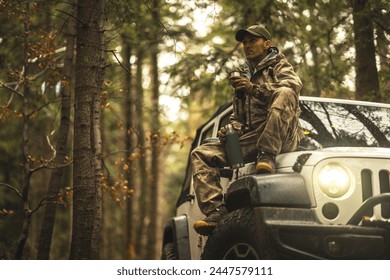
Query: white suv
[[161, 96, 390, 260]]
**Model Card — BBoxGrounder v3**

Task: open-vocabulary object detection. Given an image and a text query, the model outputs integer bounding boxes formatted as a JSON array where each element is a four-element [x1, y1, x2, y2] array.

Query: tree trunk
[[14, 2, 32, 260], [69, 0, 105, 260], [351, 0, 380, 101], [376, 20, 389, 102], [146, 0, 161, 260], [122, 37, 136, 259], [134, 46, 148, 257], [36, 3, 75, 259], [310, 41, 322, 96], [91, 24, 104, 259]]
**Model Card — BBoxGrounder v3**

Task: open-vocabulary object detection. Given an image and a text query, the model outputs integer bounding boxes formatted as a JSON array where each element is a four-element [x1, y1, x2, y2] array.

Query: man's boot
[[193, 206, 228, 236], [256, 153, 276, 174]]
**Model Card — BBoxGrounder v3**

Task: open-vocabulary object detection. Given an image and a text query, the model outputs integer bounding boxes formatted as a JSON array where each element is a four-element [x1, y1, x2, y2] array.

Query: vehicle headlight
[[317, 163, 351, 198]]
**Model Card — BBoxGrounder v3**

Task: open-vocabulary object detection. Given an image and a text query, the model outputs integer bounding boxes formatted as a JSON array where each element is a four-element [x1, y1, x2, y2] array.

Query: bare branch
[[28, 65, 51, 81], [107, 49, 132, 76], [30, 199, 65, 216], [31, 159, 73, 173], [51, 161, 73, 170], [137, 0, 187, 55], [55, 8, 84, 26], [27, 99, 62, 118], [0, 183, 22, 198], [29, 188, 72, 216], [0, 66, 26, 120], [30, 132, 57, 173], [0, 82, 24, 98]]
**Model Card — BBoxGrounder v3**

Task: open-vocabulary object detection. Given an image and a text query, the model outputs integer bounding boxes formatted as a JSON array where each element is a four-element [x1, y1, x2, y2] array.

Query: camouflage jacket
[[230, 47, 302, 133]]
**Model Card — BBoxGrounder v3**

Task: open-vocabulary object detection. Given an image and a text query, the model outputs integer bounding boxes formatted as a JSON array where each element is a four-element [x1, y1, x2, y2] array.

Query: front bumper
[[256, 207, 390, 259], [227, 173, 390, 259]]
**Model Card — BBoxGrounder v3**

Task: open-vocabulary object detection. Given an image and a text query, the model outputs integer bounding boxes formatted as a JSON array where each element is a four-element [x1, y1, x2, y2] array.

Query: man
[[191, 24, 303, 236]]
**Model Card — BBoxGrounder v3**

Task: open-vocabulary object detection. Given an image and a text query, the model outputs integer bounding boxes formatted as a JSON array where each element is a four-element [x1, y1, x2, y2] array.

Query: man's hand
[[217, 125, 242, 142], [217, 126, 228, 142], [229, 76, 258, 95]]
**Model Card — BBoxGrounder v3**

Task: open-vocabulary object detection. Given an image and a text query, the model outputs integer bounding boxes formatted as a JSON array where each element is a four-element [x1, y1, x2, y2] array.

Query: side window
[[200, 124, 214, 144]]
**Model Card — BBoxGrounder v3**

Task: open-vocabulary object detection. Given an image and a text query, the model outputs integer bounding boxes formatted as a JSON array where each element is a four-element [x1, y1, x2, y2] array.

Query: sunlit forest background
[[0, 0, 389, 259]]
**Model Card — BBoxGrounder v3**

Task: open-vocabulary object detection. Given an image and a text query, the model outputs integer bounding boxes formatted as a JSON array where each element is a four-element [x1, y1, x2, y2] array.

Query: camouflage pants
[[191, 88, 302, 215]]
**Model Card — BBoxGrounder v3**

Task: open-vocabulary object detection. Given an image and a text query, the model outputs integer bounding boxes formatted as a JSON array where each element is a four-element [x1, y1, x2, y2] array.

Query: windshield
[[299, 100, 390, 149]]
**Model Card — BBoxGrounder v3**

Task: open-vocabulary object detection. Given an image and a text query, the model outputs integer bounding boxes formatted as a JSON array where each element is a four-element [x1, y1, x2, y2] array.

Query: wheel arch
[[162, 215, 191, 260]]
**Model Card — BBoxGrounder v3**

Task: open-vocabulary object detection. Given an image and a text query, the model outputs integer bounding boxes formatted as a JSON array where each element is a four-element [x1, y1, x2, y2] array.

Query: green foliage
[[0, 0, 388, 260], [0, 1, 68, 184], [170, 0, 388, 105]]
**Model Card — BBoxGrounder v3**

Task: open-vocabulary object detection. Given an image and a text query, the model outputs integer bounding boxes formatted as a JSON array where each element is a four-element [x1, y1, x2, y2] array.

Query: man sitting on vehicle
[[191, 24, 303, 236]]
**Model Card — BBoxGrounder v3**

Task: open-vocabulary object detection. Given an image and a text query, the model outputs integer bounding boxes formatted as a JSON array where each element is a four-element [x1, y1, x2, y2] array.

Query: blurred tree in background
[[0, 0, 389, 259]]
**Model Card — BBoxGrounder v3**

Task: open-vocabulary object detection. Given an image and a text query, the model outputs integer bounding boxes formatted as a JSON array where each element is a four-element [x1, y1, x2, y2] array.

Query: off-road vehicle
[[161, 96, 390, 260]]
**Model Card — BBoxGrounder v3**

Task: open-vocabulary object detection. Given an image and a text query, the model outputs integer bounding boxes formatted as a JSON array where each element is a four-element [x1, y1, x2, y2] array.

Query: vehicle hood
[[277, 147, 390, 169]]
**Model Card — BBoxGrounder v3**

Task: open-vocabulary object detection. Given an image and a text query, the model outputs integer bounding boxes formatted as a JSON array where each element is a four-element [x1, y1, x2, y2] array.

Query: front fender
[[225, 173, 312, 211], [162, 215, 191, 259]]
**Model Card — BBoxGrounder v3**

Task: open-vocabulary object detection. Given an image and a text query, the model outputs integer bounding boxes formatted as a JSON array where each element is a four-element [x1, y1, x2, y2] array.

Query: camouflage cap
[[235, 25, 272, 41]]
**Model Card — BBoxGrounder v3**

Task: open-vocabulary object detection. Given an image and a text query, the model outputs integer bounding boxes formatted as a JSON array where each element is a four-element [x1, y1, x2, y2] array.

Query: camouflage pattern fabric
[[191, 47, 303, 215]]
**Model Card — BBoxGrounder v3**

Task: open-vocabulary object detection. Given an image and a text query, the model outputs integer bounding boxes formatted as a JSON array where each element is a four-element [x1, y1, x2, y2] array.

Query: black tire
[[202, 208, 274, 260], [161, 242, 177, 260]]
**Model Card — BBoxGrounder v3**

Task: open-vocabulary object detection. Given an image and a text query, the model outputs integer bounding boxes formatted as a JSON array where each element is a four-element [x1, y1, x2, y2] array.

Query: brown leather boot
[[256, 153, 276, 174], [193, 206, 228, 236]]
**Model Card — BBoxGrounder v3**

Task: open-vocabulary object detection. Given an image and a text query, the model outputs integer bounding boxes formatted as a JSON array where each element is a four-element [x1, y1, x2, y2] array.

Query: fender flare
[[162, 215, 191, 259], [225, 172, 312, 211]]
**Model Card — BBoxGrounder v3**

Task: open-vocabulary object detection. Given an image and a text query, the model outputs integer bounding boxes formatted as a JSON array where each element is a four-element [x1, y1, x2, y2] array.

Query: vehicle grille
[[361, 169, 390, 218]]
